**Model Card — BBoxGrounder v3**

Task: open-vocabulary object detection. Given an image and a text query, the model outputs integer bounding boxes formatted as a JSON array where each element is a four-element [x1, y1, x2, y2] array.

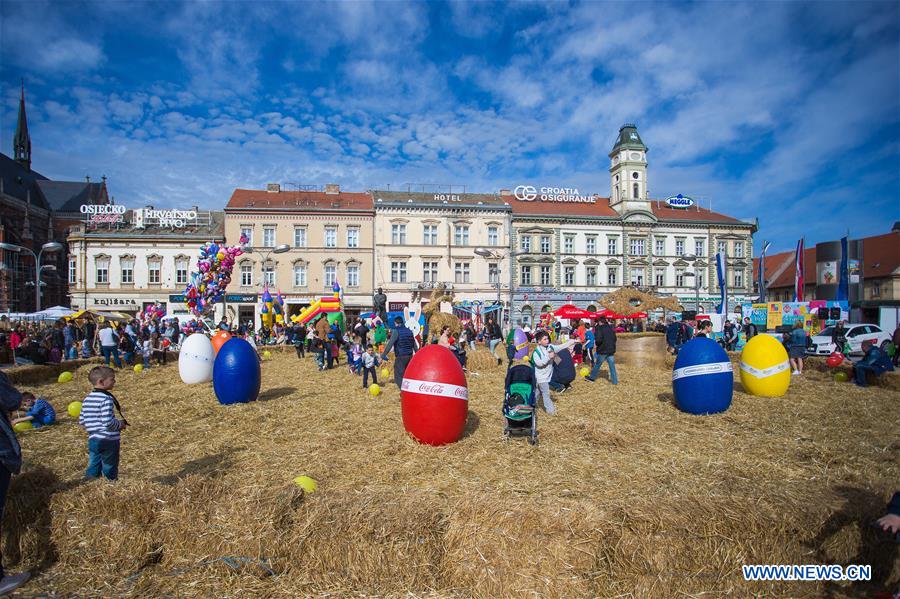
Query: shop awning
[[553, 304, 595, 319]]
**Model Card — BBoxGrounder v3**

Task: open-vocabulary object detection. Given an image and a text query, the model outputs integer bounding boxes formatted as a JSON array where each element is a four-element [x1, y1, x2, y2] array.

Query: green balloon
[[834, 371, 849, 383]]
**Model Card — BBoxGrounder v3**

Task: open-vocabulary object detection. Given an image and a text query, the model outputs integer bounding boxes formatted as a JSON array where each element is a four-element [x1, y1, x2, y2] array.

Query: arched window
[[633, 183, 639, 199], [521, 305, 533, 326], [614, 185, 619, 202]]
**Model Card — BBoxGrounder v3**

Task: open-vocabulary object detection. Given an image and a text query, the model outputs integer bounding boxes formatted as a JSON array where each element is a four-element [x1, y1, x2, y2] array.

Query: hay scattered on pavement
[[3, 346, 898, 597]]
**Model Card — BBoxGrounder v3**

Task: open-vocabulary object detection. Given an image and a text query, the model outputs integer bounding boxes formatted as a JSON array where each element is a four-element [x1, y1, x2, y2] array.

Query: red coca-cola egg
[[400, 345, 468, 446]]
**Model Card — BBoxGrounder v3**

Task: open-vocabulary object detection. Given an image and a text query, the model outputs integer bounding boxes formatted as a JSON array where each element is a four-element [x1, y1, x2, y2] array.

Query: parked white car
[[807, 324, 892, 356]]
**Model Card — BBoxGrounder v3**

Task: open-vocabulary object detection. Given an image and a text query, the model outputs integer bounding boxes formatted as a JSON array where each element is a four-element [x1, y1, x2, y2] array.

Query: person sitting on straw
[[11, 392, 56, 429]]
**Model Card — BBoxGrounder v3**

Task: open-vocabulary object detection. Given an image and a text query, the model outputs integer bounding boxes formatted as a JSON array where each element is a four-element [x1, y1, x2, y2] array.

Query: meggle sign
[[81, 204, 126, 225], [665, 194, 694, 209], [513, 185, 596, 203]]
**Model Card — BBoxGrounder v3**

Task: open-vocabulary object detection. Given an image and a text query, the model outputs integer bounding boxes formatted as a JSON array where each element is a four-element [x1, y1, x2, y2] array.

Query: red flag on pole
[[793, 238, 804, 302]]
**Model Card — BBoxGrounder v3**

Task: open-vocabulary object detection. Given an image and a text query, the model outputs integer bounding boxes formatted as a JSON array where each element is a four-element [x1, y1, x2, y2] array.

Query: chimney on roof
[[267, 183, 280, 193], [325, 183, 340, 195], [500, 189, 511, 195]]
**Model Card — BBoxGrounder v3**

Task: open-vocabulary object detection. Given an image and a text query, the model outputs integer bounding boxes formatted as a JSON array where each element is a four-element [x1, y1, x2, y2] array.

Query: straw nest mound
[[4, 346, 898, 597]]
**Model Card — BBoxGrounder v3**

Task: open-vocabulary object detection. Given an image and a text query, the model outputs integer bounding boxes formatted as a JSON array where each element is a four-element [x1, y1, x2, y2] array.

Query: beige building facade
[[224, 185, 374, 325], [372, 190, 513, 315]]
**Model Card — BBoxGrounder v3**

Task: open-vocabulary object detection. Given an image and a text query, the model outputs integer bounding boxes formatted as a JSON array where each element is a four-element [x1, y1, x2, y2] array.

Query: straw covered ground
[[3, 342, 898, 598]]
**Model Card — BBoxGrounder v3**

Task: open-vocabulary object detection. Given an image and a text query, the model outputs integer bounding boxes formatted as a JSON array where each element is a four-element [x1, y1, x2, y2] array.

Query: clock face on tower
[[630, 152, 642, 160], [612, 156, 619, 165], [632, 172, 640, 179]]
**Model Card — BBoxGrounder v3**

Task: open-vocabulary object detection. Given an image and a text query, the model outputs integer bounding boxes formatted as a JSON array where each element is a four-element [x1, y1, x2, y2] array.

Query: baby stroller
[[503, 364, 538, 445]]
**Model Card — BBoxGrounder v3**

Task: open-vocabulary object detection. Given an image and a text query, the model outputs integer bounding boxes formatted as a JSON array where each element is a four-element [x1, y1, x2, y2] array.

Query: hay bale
[[615, 334, 668, 369], [467, 348, 501, 372], [7, 358, 101, 385]]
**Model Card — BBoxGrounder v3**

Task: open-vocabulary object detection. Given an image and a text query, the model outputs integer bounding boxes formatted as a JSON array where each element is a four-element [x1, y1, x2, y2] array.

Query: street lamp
[[222, 243, 290, 325], [474, 247, 526, 327], [0, 241, 64, 311]]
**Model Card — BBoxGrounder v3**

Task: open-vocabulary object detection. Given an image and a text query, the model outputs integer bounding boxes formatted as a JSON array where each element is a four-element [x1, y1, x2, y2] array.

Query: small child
[[12, 392, 56, 428], [350, 340, 363, 374], [141, 333, 152, 368], [530, 331, 576, 416], [80, 338, 92, 359], [361, 344, 380, 389], [79, 366, 127, 480]]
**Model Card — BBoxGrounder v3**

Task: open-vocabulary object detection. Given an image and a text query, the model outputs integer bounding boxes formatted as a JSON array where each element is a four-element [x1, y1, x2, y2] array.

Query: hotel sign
[[513, 185, 596, 203]]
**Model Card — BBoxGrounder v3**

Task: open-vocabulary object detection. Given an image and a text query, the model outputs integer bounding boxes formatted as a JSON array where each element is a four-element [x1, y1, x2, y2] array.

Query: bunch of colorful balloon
[[142, 302, 166, 322], [184, 241, 244, 317], [259, 286, 285, 328], [181, 319, 202, 335]]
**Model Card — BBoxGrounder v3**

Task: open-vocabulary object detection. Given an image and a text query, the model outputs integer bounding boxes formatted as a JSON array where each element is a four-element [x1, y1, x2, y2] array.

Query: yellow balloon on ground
[[133, 364, 143, 373], [369, 384, 381, 396], [834, 371, 849, 382], [739, 334, 791, 397], [13, 421, 32, 433], [57, 371, 73, 383], [580, 367, 590, 377], [67, 401, 83, 418], [293, 475, 318, 493], [380, 367, 389, 378], [263, 350, 272, 360]]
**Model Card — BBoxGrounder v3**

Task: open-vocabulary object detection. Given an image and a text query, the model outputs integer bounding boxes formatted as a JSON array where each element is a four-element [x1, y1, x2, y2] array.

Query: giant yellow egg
[[739, 334, 791, 397]]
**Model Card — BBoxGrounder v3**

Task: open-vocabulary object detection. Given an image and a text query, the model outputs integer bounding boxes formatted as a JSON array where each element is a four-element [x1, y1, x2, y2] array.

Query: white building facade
[[67, 209, 228, 318]]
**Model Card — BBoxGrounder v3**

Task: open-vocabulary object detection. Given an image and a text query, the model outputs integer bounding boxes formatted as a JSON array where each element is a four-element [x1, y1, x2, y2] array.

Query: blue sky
[[1, 0, 898, 253]]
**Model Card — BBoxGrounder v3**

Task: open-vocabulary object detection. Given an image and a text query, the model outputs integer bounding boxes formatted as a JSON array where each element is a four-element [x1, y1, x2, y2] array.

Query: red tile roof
[[226, 189, 373, 211], [650, 201, 746, 224], [755, 230, 899, 289], [503, 194, 619, 217]]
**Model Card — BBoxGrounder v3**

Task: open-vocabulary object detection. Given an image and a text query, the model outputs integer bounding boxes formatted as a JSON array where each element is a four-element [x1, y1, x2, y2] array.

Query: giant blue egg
[[672, 337, 733, 415], [213, 338, 261, 405]]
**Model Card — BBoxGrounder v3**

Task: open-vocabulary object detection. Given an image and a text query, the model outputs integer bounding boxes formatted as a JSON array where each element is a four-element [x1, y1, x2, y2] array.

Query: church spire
[[13, 80, 31, 171]]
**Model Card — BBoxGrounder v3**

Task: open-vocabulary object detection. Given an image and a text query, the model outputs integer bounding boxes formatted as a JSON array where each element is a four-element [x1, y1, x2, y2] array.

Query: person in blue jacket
[[852, 339, 894, 387]]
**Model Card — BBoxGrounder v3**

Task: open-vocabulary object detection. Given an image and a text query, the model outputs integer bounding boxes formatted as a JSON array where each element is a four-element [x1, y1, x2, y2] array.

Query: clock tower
[[609, 123, 650, 214]]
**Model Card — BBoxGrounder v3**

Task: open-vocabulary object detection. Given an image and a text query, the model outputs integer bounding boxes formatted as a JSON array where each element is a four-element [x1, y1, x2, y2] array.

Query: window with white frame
[[391, 224, 406, 245], [488, 263, 499, 284], [241, 263, 253, 287], [564, 235, 574, 254], [540, 236, 551, 253], [520, 235, 531, 252], [655, 269, 665, 287], [629, 238, 645, 256], [68, 257, 76, 285], [695, 239, 705, 256], [325, 226, 337, 248], [390, 261, 406, 283], [696, 271, 704, 288], [655, 237, 665, 255], [120, 257, 134, 285], [586, 236, 597, 255], [240, 226, 253, 245], [631, 267, 645, 286], [293, 226, 307, 248], [324, 264, 337, 288], [293, 263, 307, 287], [347, 227, 359, 248], [586, 266, 597, 286], [347, 264, 359, 287], [263, 261, 276, 286], [608, 236, 618, 255], [872, 280, 882, 297], [454, 262, 470, 283], [540, 265, 552, 286], [717, 241, 727, 256], [96, 257, 110, 284], [263, 226, 276, 248], [423, 261, 438, 282], [454, 225, 469, 246], [423, 224, 438, 245], [488, 226, 499, 246], [675, 239, 685, 256], [607, 267, 617, 286], [520, 265, 532, 285], [733, 270, 743, 288], [564, 266, 575, 286], [175, 258, 189, 285], [148, 258, 161, 284], [676, 269, 685, 287], [735, 242, 744, 258]]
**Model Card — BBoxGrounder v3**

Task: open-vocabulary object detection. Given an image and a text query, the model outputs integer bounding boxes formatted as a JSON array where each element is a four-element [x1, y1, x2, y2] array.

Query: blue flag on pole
[[715, 252, 727, 315], [758, 241, 770, 303], [836, 236, 849, 302]]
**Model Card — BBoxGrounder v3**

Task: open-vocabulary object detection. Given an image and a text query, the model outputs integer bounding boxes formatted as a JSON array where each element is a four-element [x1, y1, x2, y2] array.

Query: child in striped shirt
[[11, 392, 56, 428], [79, 366, 127, 481]]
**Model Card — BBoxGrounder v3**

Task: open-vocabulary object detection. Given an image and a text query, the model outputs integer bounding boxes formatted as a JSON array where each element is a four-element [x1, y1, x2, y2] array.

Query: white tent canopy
[[28, 306, 76, 321]]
